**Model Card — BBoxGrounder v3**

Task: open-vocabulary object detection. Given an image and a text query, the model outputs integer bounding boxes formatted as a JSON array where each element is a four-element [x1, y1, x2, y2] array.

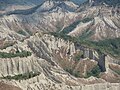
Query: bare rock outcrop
[[0, 33, 120, 90]]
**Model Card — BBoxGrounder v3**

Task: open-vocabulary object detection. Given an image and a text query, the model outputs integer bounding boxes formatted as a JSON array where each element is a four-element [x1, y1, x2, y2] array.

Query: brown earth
[[0, 82, 22, 90]]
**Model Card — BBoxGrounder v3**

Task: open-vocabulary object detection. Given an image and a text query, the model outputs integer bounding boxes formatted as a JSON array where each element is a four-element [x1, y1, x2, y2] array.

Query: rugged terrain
[[0, 0, 120, 90]]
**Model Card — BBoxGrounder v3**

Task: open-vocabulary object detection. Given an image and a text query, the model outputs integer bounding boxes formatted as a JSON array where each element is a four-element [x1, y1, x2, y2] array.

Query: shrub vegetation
[[1, 71, 40, 80], [50, 32, 120, 58], [65, 68, 81, 78], [85, 65, 101, 78], [0, 50, 32, 58]]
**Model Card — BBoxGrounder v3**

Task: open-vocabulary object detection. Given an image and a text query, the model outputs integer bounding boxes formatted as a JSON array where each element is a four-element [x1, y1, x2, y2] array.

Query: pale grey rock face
[[0, 1, 119, 41], [70, 6, 120, 41], [0, 0, 120, 90], [0, 56, 43, 77], [0, 33, 119, 90], [0, 1, 79, 40]]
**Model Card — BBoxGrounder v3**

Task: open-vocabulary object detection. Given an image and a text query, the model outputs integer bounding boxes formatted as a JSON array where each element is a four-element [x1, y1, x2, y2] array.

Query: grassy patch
[[113, 70, 120, 75], [0, 50, 32, 58], [25, 29, 33, 35], [88, 38, 120, 58], [61, 18, 93, 34], [74, 51, 84, 61], [1, 72, 40, 80], [85, 65, 101, 78], [81, 18, 93, 23], [79, 29, 94, 40], [109, 66, 120, 75], [61, 20, 81, 34], [65, 68, 81, 78], [17, 30, 26, 36], [50, 32, 120, 58], [65, 65, 101, 78]]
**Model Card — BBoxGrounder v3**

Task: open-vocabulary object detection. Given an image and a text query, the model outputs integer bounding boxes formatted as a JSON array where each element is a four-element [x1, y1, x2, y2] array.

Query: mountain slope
[[0, 0, 120, 90], [59, 4, 120, 41], [0, 0, 79, 40]]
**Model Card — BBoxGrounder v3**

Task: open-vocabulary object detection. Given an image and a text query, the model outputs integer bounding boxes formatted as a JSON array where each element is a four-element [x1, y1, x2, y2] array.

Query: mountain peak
[[88, 0, 120, 6], [0, 0, 120, 90], [36, 0, 79, 13]]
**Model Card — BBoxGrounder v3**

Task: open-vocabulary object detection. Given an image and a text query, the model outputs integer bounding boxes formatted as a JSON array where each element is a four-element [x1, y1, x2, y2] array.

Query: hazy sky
[[72, 0, 88, 4], [0, 0, 88, 5]]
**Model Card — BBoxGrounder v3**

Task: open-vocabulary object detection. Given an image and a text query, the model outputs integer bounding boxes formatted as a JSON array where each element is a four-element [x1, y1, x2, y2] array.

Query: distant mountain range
[[0, 0, 120, 90], [0, 0, 89, 13], [0, 0, 86, 5], [0, 0, 119, 7]]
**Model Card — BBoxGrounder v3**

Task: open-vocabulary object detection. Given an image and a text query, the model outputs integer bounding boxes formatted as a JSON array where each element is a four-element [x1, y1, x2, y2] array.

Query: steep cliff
[[0, 0, 120, 90], [0, 33, 119, 90]]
